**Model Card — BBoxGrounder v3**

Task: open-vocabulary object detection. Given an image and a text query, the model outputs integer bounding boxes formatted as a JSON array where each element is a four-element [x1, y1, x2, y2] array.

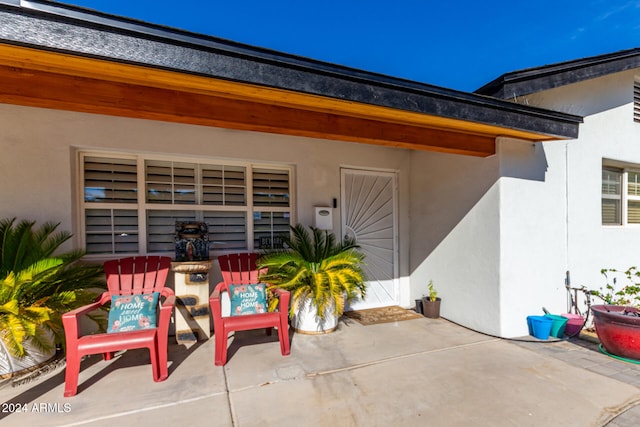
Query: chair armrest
[[158, 289, 175, 332], [271, 288, 290, 298], [160, 287, 175, 306], [210, 282, 227, 302], [62, 291, 110, 340], [63, 292, 109, 319], [271, 288, 291, 312], [210, 282, 228, 322]]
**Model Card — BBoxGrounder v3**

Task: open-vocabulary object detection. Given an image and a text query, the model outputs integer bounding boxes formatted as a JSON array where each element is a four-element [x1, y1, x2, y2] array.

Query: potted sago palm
[[258, 224, 366, 334], [0, 218, 105, 378]]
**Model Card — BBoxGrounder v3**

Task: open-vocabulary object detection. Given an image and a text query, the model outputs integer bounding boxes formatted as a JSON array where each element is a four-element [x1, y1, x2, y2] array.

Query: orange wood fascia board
[[0, 43, 548, 142], [0, 65, 495, 156]]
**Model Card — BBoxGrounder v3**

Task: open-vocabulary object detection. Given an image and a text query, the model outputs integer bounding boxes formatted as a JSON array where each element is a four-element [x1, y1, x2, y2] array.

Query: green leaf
[[258, 224, 366, 319]]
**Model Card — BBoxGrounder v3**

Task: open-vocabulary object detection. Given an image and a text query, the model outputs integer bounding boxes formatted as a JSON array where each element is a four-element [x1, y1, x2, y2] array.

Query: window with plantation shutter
[[81, 152, 293, 256], [627, 171, 640, 224], [83, 157, 139, 254], [146, 160, 196, 204], [85, 209, 139, 254], [601, 164, 640, 226], [254, 211, 291, 250], [602, 167, 622, 225], [252, 168, 291, 249], [253, 168, 290, 207], [84, 157, 137, 203], [146, 210, 197, 253], [202, 165, 246, 206], [205, 211, 247, 251]]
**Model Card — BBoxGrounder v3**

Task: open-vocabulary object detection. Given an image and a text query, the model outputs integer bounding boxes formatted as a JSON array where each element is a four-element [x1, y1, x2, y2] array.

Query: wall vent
[[634, 80, 640, 122]]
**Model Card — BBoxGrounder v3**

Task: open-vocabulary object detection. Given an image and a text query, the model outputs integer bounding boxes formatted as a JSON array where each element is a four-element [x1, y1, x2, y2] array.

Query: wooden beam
[[0, 65, 496, 157], [0, 44, 542, 142]]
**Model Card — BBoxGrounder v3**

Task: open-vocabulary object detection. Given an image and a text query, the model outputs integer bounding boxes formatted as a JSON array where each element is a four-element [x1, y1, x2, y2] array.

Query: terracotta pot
[[422, 297, 441, 319]]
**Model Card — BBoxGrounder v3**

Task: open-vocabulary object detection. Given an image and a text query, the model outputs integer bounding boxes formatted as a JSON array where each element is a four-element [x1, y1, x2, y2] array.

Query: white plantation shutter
[[627, 171, 640, 224], [204, 211, 247, 251], [602, 167, 622, 225], [252, 168, 291, 249], [84, 157, 137, 203], [628, 201, 640, 223], [145, 160, 196, 204], [254, 211, 290, 250], [202, 165, 246, 206], [84, 209, 139, 254], [146, 210, 197, 253], [253, 168, 290, 207], [83, 157, 139, 254]]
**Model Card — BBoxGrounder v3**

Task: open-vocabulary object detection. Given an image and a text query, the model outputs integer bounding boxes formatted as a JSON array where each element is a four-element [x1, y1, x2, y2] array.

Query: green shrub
[[596, 267, 640, 308], [0, 218, 105, 358]]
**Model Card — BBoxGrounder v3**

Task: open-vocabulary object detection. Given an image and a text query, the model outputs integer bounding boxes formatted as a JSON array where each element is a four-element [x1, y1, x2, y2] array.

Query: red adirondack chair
[[62, 256, 175, 397], [209, 253, 290, 365]]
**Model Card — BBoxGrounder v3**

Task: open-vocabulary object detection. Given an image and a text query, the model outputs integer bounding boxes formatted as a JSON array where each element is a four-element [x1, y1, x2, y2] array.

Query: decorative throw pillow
[[107, 292, 159, 333], [229, 283, 267, 316]]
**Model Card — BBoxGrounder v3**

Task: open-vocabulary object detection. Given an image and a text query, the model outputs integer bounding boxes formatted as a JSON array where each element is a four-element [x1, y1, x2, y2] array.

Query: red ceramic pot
[[592, 305, 640, 360]]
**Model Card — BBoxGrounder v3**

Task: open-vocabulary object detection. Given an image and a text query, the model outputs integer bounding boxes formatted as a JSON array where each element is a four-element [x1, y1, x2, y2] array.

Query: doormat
[[343, 306, 423, 325]]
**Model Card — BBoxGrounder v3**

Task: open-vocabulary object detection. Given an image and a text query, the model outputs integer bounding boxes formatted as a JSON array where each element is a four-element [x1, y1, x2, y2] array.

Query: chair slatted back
[[104, 256, 171, 295], [218, 253, 263, 285]]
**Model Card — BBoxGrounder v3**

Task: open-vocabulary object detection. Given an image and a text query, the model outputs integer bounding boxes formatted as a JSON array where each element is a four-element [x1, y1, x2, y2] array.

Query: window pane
[[253, 168, 290, 207], [202, 165, 246, 206], [146, 210, 197, 253], [85, 209, 138, 254], [254, 211, 290, 249], [602, 199, 621, 225], [629, 171, 640, 196], [84, 157, 137, 203], [629, 200, 640, 224], [602, 168, 622, 195], [146, 160, 196, 204], [204, 211, 247, 251]]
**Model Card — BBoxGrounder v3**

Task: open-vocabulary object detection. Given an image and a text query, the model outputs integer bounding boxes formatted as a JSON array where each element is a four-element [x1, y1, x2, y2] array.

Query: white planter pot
[[0, 331, 56, 378], [292, 298, 338, 334]]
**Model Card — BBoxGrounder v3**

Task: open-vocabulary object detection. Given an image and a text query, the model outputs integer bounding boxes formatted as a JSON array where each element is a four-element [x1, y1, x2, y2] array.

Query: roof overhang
[[477, 48, 640, 99], [0, 0, 582, 157]]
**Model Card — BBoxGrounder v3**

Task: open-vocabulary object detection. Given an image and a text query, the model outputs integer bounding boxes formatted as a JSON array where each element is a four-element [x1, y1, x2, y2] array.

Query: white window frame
[[602, 162, 640, 227], [77, 151, 295, 258]]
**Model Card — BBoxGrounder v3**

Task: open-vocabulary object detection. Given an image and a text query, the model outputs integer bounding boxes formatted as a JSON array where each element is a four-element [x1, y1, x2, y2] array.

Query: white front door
[[341, 168, 398, 310]]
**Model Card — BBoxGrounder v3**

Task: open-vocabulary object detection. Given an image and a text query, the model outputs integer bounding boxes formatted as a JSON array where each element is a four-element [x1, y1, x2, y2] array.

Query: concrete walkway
[[2, 316, 640, 426]]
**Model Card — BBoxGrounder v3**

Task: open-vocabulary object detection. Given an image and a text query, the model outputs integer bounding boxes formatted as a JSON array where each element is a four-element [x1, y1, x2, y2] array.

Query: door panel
[[341, 168, 398, 310]]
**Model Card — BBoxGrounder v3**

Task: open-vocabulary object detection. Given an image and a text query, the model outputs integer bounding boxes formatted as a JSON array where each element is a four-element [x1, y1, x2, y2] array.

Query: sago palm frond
[[0, 320, 26, 358], [258, 224, 366, 319], [0, 218, 72, 278], [0, 218, 106, 359]]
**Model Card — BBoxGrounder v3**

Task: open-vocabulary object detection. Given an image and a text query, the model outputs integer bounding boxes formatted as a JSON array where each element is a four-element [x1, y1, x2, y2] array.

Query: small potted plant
[[422, 280, 441, 319]]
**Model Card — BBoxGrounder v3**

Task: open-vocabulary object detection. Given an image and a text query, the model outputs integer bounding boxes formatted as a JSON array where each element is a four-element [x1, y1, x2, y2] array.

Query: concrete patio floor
[[2, 315, 640, 426]]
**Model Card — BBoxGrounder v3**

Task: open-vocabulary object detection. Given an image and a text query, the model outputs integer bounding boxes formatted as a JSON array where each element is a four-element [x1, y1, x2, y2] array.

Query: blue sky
[[58, 0, 640, 92]]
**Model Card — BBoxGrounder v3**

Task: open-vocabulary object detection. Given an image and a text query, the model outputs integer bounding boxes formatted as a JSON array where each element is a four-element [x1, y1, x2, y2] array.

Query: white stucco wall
[[409, 149, 503, 335], [497, 138, 569, 336], [523, 70, 640, 309], [488, 70, 640, 336], [0, 103, 412, 305]]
